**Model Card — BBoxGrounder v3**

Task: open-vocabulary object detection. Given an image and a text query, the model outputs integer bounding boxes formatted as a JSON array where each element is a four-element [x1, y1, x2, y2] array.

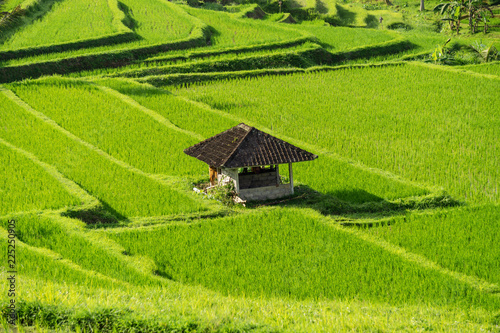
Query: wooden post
[[276, 165, 280, 186], [288, 163, 294, 194], [209, 166, 217, 186]]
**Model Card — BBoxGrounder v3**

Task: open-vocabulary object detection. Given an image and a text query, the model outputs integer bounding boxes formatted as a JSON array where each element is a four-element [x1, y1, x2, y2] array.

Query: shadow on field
[[248, 184, 393, 215], [329, 188, 383, 204], [0, 0, 67, 44], [207, 26, 220, 46], [365, 14, 379, 29], [62, 201, 125, 225], [334, 5, 357, 26], [118, 2, 139, 31], [315, 0, 329, 14], [247, 184, 460, 220]]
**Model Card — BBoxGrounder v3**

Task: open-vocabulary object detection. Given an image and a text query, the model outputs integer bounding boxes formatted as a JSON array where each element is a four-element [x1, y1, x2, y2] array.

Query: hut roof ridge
[[219, 123, 254, 167], [184, 123, 317, 168]]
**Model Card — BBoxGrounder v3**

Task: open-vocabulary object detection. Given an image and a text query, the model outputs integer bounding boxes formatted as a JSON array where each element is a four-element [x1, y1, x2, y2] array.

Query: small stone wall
[[239, 170, 278, 189], [238, 183, 292, 201]]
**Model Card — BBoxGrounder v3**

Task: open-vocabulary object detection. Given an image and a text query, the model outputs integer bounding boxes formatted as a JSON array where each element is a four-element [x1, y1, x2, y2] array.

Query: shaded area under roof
[[184, 123, 318, 168]]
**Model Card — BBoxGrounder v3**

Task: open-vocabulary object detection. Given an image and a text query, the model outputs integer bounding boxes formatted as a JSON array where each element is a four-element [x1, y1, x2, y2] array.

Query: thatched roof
[[184, 123, 317, 168]]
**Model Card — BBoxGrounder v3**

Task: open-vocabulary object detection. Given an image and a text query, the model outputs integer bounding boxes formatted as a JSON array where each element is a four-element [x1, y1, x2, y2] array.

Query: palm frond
[[0, 5, 25, 33]]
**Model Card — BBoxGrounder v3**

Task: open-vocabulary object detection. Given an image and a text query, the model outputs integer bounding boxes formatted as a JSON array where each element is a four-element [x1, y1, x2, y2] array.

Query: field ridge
[[1, 85, 211, 217], [0, 224, 132, 288], [409, 61, 500, 80], [320, 213, 500, 295], [0, 136, 98, 213], [93, 80, 205, 141]]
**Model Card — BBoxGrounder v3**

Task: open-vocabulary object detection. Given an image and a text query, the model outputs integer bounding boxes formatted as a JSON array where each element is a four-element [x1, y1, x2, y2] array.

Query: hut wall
[[218, 168, 239, 190], [239, 183, 292, 201], [239, 170, 278, 189]]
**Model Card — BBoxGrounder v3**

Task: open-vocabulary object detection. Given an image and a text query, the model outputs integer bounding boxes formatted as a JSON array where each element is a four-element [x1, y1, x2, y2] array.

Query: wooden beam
[[288, 163, 294, 194], [209, 166, 217, 186], [276, 165, 280, 186]]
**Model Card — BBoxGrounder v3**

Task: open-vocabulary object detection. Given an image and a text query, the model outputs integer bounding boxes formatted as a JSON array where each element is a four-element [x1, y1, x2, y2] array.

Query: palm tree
[[470, 40, 498, 62], [0, 0, 25, 34], [434, 0, 492, 34], [434, 0, 466, 34]]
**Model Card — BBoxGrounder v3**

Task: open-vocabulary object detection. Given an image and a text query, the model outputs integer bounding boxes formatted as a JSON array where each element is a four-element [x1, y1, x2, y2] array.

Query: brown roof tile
[[184, 123, 317, 168]]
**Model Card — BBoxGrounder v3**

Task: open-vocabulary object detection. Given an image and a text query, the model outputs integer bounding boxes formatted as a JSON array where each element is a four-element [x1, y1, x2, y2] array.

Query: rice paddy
[[0, 142, 81, 215], [0, 0, 499, 331], [173, 63, 500, 204], [0, 0, 119, 50], [366, 205, 500, 286]]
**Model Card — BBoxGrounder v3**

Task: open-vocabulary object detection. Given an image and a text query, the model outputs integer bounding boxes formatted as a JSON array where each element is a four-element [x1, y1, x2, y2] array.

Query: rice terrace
[[0, 0, 499, 330]]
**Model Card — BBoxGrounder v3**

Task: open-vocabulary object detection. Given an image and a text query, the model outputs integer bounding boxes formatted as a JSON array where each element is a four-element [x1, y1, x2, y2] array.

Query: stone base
[[238, 184, 292, 201]]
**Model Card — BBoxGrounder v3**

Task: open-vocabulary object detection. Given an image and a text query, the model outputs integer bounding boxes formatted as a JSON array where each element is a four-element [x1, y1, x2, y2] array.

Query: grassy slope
[[0, 0, 198, 66], [1, 211, 499, 331], [0, 88, 206, 217], [459, 61, 500, 76], [183, 5, 304, 47], [0, 143, 81, 215], [297, 24, 395, 50], [7, 78, 204, 177], [173, 64, 500, 204], [365, 205, 500, 286], [94, 78, 429, 204], [0, 0, 118, 50], [107, 208, 500, 310], [1, 0, 500, 331]]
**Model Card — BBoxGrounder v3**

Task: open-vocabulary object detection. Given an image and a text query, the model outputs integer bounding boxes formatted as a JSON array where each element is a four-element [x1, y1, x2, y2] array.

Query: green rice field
[[0, 0, 499, 330], [0, 0, 119, 50], [0, 142, 81, 215], [366, 205, 500, 286], [173, 64, 500, 204]]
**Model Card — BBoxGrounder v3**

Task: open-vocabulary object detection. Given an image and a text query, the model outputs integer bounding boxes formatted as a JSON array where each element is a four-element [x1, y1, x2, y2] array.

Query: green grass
[[0, 0, 198, 66], [183, 6, 304, 47], [0, 142, 80, 215], [100, 43, 325, 78], [2, 272, 497, 332], [0, 88, 205, 217], [2, 0, 25, 11], [173, 63, 500, 204], [8, 78, 204, 177], [459, 61, 500, 76], [1, 1, 500, 331], [365, 205, 500, 286], [119, 0, 194, 45], [343, 30, 446, 63], [292, 153, 429, 202], [315, 0, 337, 15], [296, 25, 395, 50], [94, 78, 428, 204], [0, 0, 119, 50], [334, 3, 370, 27], [288, 0, 316, 9], [93, 78, 239, 139], [1, 214, 160, 286], [68, 42, 314, 78], [0, 230, 124, 290], [106, 208, 500, 310]]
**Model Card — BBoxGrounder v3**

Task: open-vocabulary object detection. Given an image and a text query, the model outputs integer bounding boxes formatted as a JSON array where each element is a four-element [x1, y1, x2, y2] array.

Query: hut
[[184, 123, 317, 201]]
